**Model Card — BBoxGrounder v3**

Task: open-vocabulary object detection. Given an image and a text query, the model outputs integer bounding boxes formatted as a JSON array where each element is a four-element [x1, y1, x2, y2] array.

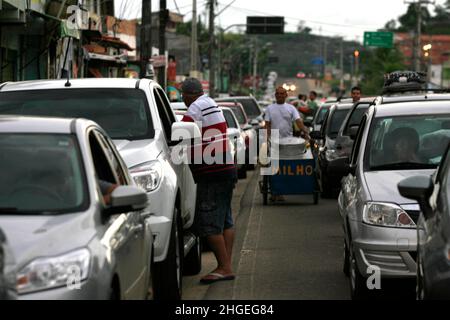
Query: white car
[[220, 106, 247, 179], [0, 78, 201, 300]]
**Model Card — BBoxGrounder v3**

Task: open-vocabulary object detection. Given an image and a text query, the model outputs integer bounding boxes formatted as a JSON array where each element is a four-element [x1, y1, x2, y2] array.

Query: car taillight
[[245, 135, 250, 147]]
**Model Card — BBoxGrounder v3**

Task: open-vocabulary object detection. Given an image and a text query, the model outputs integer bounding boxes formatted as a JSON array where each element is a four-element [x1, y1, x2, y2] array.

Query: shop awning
[[87, 52, 127, 64], [90, 35, 134, 51]]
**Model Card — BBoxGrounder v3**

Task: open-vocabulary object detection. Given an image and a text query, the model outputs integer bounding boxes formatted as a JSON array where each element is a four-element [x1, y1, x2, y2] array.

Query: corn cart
[[259, 137, 320, 205]]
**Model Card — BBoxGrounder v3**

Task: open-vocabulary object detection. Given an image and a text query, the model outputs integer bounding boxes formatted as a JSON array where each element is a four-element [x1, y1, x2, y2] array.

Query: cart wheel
[[263, 176, 269, 206], [313, 192, 319, 205]]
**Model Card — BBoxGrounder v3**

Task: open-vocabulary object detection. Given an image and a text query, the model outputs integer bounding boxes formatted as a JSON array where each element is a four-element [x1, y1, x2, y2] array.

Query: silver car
[[0, 228, 16, 300], [339, 94, 450, 299], [0, 116, 153, 300]]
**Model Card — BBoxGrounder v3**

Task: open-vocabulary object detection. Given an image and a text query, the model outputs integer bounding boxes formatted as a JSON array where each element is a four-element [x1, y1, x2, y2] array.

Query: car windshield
[[327, 109, 350, 139], [0, 89, 154, 141], [229, 107, 247, 125], [0, 134, 87, 214], [367, 114, 450, 171], [222, 110, 238, 129]]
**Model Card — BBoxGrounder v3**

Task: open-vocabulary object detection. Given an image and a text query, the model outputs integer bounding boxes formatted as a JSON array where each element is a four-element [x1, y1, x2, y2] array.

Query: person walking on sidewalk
[[181, 77, 238, 284]]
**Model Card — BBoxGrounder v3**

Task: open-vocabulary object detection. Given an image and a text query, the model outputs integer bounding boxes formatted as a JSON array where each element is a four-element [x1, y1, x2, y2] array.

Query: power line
[[218, 2, 381, 30]]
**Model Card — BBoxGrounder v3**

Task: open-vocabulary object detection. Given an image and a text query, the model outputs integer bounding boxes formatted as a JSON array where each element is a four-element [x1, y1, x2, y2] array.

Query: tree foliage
[[361, 47, 406, 95]]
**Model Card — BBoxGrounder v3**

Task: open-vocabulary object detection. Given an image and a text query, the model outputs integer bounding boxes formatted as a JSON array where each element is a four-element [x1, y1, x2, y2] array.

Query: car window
[[89, 131, 117, 186], [94, 131, 128, 186], [153, 88, 174, 142], [344, 104, 371, 135], [0, 89, 154, 141], [436, 143, 450, 184], [222, 110, 238, 129], [0, 133, 88, 214], [350, 115, 368, 166], [314, 106, 330, 125], [229, 107, 247, 125], [366, 114, 450, 171], [327, 109, 350, 139]]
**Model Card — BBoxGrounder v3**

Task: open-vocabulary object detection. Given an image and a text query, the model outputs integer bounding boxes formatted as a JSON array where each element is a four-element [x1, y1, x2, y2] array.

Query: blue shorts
[[193, 179, 235, 237]]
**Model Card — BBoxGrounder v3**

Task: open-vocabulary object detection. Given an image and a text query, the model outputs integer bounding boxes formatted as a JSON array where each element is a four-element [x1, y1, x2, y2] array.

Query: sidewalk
[[181, 169, 258, 300]]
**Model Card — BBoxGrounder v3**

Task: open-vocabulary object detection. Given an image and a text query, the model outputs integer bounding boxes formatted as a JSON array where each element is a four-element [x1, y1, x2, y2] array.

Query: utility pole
[[190, 0, 198, 74], [158, 0, 168, 88], [405, 0, 435, 71], [253, 39, 258, 96], [415, 1, 422, 72], [339, 37, 344, 94], [208, 0, 215, 97], [140, 0, 152, 78]]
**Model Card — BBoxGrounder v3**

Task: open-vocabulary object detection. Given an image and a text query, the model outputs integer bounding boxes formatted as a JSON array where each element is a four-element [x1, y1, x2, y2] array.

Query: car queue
[[309, 71, 450, 299]]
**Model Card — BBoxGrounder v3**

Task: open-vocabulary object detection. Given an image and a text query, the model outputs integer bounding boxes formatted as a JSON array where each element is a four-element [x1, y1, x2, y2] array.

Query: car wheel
[[349, 242, 367, 300], [343, 240, 350, 277], [183, 236, 202, 276], [153, 207, 183, 300]]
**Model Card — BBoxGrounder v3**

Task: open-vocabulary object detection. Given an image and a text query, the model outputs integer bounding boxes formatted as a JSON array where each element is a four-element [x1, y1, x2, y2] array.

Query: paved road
[[183, 169, 415, 300]]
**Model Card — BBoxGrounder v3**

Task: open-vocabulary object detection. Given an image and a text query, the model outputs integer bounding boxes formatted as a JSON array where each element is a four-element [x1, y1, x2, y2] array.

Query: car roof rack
[[382, 71, 428, 94]]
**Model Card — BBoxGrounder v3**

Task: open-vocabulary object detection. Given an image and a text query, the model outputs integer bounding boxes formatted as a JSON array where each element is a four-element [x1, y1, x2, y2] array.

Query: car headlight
[[17, 248, 90, 294], [130, 161, 163, 192], [363, 202, 416, 228]]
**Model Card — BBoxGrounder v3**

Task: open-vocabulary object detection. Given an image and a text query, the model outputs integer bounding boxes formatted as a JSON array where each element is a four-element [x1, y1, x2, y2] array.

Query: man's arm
[[295, 118, 311, 140], [265, 121, 272, 141]]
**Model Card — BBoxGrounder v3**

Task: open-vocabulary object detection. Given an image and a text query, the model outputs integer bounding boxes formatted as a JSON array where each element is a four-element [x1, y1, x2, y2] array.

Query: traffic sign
[[364, 32, 394, 48], [246, 16, 284, 35]]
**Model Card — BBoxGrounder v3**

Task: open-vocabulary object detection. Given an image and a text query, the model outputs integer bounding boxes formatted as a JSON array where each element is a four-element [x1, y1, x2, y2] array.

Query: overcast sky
[[114, 0, 447, 41]]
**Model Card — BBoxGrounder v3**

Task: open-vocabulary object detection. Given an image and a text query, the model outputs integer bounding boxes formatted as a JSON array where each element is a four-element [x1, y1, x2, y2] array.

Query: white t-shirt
[[264, 103, 301, 138]]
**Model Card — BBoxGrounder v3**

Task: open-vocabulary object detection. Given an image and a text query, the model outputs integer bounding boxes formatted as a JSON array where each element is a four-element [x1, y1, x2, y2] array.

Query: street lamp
[[423, 44, 432, 82]]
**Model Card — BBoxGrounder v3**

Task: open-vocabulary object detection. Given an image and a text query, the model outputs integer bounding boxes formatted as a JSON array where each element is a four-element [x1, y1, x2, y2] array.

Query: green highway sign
[[364, 31, 394, 48]]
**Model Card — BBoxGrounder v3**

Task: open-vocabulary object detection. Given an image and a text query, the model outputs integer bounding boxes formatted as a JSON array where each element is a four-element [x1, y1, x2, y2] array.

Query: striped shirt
[[182, 95, 237, 183]]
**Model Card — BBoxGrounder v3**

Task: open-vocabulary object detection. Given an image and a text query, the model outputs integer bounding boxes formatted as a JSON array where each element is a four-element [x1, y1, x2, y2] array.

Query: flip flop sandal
[[200, 273, 236, 284]]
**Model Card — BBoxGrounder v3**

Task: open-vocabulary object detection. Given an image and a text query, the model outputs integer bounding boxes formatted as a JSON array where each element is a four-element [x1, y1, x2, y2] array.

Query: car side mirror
[[310, 131, 323, 140], [250, 119, 259, 126], [398, 175, 434, 219], [170, 122, 201, 145], [348, 126, 359, 140], [105, 186, 148, 215], [243, 124, 253, 131]]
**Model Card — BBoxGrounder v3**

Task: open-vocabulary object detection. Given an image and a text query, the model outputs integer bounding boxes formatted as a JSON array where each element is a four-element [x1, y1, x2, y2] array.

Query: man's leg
[[223, 227, 235, 263], [206, 234, 233, 275]]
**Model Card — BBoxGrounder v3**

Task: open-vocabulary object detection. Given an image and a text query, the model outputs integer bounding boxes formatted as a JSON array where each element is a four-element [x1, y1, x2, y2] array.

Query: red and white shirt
[[182, 95, 237, 183]]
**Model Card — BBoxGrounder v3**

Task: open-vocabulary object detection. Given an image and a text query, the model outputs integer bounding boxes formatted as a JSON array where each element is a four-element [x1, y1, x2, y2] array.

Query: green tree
[[361, 47, 406, 95], [397, 3, 431, 32]]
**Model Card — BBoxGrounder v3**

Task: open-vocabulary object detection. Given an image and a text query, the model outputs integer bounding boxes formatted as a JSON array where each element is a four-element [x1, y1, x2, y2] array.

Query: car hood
[[364, 170, 435, 204], [113, 138, 162, 168], [0, 213, 95, 268]]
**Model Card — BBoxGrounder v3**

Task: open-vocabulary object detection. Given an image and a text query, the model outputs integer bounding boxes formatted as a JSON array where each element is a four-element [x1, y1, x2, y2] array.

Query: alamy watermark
[[170, 125, 282, 175], [66, 5, 90, 31], [366, 265, 381, 290], [66, 265, 82, 290]]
